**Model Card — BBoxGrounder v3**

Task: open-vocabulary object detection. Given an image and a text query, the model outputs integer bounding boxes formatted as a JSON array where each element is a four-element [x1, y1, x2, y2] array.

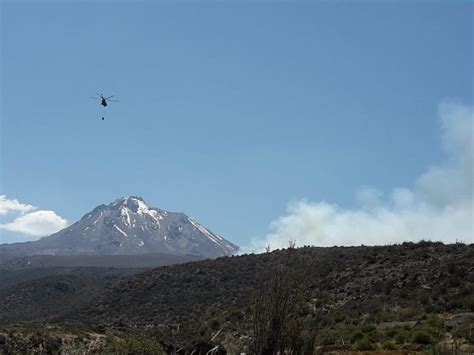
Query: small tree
[[288, 238, 296, 249], [251, 243, 301, 354]]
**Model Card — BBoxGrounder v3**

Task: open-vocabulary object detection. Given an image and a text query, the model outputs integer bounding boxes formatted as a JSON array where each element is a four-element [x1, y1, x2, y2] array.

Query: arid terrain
[[0, 241, 472, 354]]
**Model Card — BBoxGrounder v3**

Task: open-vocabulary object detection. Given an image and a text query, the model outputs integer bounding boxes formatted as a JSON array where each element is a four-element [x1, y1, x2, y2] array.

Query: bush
[[425, 314, 443, 329], [453, 320, 474, 343], [353, 336, 375, 351], [381, 340, 397, 350], [394, 330, 409, 344], [315, 329, 336, 346], [350, 330, 364, 343], [386, 326, 402, 338], [209, 318, 220, 330], [102, 336, 166, 354], [411, 330, 433, 345]]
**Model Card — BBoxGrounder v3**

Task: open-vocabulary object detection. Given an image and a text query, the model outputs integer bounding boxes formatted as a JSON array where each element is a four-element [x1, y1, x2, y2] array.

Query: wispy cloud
[[249, 102, 473, 251], [0, 196, 68, 238]]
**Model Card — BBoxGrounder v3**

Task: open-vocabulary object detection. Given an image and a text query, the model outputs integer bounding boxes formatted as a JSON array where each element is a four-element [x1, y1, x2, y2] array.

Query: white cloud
[[0, 196, 68, 238], [249, 102, 473, 252], [0, 210, 68, 237], [0, 195, 35, 215]]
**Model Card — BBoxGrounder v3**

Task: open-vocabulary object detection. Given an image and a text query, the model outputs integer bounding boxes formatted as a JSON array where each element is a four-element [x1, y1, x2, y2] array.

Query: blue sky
[[1, 1, 472, 247]]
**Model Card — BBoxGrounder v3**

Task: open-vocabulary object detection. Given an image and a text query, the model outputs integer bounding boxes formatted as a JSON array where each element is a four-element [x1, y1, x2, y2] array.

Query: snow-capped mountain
[[0, 197, 239, 258]]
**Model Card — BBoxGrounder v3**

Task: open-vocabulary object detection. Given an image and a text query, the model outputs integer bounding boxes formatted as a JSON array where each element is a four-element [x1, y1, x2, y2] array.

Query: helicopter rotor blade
[[105, 95, 115, 100], [107, 99, 118, 102]]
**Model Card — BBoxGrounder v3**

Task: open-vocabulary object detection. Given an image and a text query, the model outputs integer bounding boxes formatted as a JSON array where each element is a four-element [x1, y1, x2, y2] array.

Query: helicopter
[[91, 93, 118, 107]]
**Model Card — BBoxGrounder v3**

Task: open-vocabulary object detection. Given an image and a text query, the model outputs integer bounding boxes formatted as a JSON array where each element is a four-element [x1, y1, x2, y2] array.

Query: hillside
[[64, 242, 472, 349], [0, 268, 143, 322], [0, 241, 472, 353]]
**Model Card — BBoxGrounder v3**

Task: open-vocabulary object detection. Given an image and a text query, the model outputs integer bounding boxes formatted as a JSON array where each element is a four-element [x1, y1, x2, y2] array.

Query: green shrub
[[394, 330, 409, 344], [453, 320, 474, 343], [102, 336, 166, 354], [386, 326, 402, 338], [315, 329, 336, 346], [411, 330, 433, 345], [350, 330, 364, 343], [209, 318, 220, 330], [353, 336, 375, 351], [361, 324, 376, 333], [425, 314, 443, 329], [381, 340, 397, 350]]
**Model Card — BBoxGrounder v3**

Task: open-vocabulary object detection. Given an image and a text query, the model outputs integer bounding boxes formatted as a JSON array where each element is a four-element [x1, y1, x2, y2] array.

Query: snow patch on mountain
[[121, 207, 132, 227], [188, 218, 222, 246], [93, 212, 103, 225], [114, 224, 128, 237]]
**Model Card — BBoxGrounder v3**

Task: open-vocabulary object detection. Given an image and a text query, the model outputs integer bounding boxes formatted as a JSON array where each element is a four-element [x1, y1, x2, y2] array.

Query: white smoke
[[250, 102, 473, 251]]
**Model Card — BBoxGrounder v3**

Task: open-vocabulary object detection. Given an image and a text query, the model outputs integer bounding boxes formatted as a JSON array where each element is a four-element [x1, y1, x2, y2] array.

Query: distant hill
[[0, 196, 239, 258], [0, 253, 202, 270], [0, 268, 143, 322]]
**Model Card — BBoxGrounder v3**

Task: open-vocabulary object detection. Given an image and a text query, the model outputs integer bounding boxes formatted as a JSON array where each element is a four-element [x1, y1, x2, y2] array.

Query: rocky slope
[[0, 242, 472, 352], [76, 241, 473, 326]]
